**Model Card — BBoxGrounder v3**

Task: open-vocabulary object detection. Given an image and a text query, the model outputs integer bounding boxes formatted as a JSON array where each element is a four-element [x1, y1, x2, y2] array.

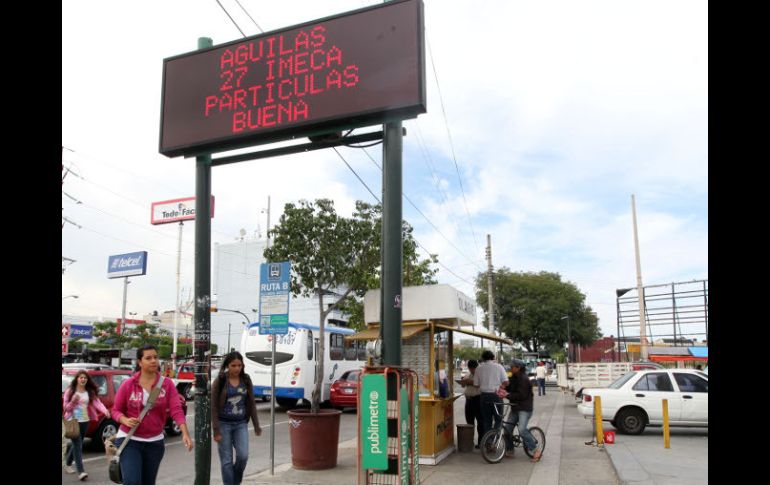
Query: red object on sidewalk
[[603, 430, 615, 444]]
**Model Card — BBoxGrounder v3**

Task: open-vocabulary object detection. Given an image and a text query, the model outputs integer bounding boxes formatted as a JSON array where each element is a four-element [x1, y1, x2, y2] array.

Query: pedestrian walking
[[459, 359, 482, 447], [535, 361, 547, 396], [473, 350, 509, 443], [212, 351, 262, 485], [63, 370, 110, 481], [504, 360, 542, 461], [112, 345, 193, 485]]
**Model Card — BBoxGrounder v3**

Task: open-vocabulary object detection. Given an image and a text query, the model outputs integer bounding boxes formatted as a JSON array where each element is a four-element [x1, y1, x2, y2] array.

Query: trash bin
[[457, 424, 475, 452]]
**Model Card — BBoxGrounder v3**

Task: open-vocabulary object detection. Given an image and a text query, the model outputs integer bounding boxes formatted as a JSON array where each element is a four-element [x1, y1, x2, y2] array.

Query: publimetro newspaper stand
[[349, 284, 512, 476]]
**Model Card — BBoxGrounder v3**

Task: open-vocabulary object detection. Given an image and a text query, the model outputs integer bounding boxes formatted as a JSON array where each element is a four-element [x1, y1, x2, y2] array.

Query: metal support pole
[[173, 221, 183, 372], [120, 277, 128, 336], [381, 121, 403, 366], [265, 195, 277, 476], [193, 35, 213, 485], [486, 235, 500, 358]]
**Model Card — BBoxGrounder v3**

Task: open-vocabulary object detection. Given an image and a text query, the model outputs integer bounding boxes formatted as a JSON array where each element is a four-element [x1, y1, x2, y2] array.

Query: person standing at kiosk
[[473, 350, 509, 443]]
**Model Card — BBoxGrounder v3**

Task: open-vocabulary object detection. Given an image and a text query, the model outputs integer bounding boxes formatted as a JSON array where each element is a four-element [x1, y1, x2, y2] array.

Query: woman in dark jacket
[[212, 351, 262, 485]]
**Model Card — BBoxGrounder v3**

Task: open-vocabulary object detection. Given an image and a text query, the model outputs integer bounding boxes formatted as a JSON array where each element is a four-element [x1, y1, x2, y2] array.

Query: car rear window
[[609, 372, 637, 389], [632, 372, 674, 392], [345, 371, 360, 382]]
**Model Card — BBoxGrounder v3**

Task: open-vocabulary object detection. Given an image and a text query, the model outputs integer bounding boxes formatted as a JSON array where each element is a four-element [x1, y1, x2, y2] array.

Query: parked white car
[[577, 369, 707, 435]]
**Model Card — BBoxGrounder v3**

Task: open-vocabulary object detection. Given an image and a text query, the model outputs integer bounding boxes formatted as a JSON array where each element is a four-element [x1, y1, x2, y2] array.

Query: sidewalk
[[242, 390, 706, 485]]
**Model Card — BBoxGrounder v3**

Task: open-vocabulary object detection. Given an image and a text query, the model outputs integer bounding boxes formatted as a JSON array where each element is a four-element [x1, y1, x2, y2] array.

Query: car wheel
[[616, 408, 646, 435], [262, 394, 271, 403], [93, 420, 118, 451], [165, 420, 182, 437]]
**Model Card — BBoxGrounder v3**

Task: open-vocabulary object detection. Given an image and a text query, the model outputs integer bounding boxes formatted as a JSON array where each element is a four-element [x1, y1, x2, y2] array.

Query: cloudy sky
[[62, 0, 708, 352]]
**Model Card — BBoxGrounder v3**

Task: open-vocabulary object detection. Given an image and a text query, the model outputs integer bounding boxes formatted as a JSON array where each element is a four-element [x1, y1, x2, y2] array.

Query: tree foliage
[[475, 269, 601, 353], [263, 199, 438, 412]]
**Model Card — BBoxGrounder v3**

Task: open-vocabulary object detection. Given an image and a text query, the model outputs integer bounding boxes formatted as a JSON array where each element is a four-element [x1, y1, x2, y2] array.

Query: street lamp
[[561, 316, 571, 379], [211, 307, 251, 353]]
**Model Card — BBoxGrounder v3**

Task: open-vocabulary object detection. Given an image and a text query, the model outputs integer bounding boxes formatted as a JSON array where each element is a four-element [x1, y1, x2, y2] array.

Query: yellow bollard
[[662, 398, 670, 449], [594, 396, 604, 445]]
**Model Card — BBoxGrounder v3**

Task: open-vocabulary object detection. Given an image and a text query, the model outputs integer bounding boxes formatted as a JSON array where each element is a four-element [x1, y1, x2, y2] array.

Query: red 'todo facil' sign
[[159, 0, 425, 158]]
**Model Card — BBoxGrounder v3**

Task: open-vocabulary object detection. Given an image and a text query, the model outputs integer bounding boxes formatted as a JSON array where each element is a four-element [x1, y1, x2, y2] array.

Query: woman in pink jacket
[[112, 345, 192, 485], [63, 370, 110, 480]]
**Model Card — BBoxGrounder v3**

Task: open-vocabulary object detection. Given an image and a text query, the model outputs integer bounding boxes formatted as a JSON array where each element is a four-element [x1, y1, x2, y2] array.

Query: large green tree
[[475, 269, 601, 353], [264, 199, 437, 412]]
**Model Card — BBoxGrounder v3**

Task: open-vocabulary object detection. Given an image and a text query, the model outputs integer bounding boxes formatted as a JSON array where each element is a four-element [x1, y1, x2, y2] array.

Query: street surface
[[62, 402, 360, 484]]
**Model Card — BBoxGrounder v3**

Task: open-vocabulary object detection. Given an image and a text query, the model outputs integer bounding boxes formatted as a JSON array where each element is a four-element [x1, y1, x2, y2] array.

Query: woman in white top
[[63, 370, 110, 481]]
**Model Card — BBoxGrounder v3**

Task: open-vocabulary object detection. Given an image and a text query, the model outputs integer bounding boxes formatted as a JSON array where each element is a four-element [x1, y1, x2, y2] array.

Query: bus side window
[[307, 330, 313, 360], [344, 338, 357, 360], [330, 334, 344, 361]]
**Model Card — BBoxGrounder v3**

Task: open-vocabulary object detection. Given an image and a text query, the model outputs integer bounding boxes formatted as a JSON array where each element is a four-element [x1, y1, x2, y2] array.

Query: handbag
[[107, 376, 166, 484], [63, 417, 79, 439]]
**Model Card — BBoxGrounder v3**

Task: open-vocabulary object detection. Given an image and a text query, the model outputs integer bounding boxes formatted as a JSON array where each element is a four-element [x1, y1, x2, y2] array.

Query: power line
[[333, 146, 478, 286], [426, 38, 481, 256], [214, 0, 246, 37], [359, 147, 482, 271], [234, 0, 264, 33]]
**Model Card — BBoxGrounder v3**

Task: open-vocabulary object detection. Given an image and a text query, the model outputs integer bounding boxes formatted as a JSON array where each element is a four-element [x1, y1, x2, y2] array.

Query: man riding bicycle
[[504, 359, 542, 461]]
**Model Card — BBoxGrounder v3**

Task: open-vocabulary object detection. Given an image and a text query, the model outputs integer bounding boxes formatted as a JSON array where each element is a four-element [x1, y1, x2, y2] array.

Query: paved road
[[62, 402, 360, 484]]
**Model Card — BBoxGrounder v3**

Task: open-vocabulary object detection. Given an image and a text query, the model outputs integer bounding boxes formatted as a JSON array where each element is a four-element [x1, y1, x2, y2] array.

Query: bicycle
[[480, 401, 546, 464]]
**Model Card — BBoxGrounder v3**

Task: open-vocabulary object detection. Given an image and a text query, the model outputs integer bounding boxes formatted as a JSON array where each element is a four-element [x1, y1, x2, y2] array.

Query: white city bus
[[240, 321, 367, 408]]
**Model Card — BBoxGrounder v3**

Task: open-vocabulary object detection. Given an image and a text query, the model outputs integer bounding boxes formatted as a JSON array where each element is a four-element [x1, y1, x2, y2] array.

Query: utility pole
[[227, 323, 231, 352], [631, 195, 649, 361], [485, 234, 500, 358]]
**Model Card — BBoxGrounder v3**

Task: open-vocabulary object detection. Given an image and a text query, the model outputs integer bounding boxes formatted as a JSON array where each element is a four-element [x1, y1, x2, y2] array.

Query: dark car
[[330, 369, 361, 409], [62, 368, 187, 450]]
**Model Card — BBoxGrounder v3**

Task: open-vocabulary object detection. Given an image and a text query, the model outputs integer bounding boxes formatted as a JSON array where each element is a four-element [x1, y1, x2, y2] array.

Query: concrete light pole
[[561, 316, 570, 379]]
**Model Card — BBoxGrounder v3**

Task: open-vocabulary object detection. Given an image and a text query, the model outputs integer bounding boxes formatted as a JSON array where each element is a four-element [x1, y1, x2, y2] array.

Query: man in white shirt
[[473, 350, 509, 442], [535, 361, 547, 396]]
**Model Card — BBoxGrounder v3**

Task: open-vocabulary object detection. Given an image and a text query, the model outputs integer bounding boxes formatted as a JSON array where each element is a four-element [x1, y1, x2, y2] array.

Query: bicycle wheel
[[523, 426, 546, 458], [480, 428, 507, 464]]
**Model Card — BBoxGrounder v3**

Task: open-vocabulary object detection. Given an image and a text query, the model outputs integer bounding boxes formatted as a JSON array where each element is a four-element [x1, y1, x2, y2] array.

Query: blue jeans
[[505, 409, 538, 453], [537, 378, 546, 395], [114, 438, 165, 485], [65, 421, 90, 473], [217, 420, 250, 485]]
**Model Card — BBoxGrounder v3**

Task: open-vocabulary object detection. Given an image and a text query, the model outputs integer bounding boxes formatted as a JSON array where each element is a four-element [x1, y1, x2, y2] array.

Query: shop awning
[[688, 346, 708, 358], [434, 323, 512, 345], [345, 324, 429, 341], [649, 355, 709, 362]]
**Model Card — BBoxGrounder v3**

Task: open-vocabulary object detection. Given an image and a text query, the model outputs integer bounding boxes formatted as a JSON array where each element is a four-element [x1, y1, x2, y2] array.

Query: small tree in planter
[[264, 198, 380, 413]]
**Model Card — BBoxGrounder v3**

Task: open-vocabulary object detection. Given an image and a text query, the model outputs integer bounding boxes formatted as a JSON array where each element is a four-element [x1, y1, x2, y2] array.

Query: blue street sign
[[107, 251, 148, 279], [258, 261, 290, 335], [70, 325, 93, 339]]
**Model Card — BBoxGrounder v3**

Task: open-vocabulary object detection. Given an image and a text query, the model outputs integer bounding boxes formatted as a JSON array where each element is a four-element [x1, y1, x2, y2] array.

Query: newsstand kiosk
[[350, 284, 511, 480]]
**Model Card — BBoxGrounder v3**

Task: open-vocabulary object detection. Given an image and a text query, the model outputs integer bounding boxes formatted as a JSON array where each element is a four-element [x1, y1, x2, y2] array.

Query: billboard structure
[[160, 0, 425, 157]]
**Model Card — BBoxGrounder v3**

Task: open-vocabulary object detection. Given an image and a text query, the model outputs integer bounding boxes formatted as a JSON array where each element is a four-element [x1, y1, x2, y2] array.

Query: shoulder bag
[[63, 417, 79, 439], [107, 376, 165, 484]]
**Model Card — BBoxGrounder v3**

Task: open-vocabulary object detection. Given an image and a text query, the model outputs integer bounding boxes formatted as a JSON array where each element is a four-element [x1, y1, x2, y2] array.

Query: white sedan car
[[577, 369, 707, 435]]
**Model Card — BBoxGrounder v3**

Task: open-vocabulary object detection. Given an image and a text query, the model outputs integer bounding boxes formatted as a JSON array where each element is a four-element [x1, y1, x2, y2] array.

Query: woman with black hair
[[212, 351, 262, 485], [63, 370, 110, 480]]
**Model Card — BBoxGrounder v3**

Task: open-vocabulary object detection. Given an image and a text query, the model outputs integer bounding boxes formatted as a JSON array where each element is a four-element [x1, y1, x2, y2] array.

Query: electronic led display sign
[[160, 0, 425, 158]]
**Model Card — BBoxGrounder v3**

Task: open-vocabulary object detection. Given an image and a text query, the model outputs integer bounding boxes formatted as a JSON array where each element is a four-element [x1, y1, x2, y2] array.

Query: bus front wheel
[[276, 397, 298, 409]]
